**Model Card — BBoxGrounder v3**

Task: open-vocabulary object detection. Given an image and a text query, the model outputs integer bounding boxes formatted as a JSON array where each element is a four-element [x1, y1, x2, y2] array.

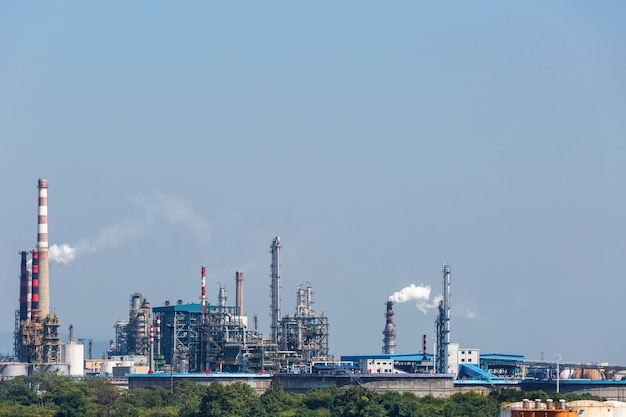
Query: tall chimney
[[37, 178, 50, 317], [19, 251, 29, 322], [31, 249, 40, 319], [235, 270, 244, 316], [201, 266, 207, 315], [382, 301, 396, 354]]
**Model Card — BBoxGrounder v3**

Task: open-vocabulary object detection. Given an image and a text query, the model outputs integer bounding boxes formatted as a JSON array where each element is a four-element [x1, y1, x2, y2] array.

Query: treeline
[[0, 374, 603, 417]]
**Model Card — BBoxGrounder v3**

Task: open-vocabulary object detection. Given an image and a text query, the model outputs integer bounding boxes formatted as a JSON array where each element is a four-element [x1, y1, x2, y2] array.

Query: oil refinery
[[6, 178, 626, 401]]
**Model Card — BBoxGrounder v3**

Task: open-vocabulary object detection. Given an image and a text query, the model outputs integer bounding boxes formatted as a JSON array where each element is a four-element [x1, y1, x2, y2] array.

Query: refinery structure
[[9, 178, 626, 402], [13, 179, 67, 372], [9, 178, 331, 376]]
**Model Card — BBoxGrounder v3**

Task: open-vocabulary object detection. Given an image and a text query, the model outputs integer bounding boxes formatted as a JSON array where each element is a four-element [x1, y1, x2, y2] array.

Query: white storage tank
[[62, 342, 85, 376], [38, 363, 70, 375], [0, 362, 28, 377], [100, 360, 116, 375]]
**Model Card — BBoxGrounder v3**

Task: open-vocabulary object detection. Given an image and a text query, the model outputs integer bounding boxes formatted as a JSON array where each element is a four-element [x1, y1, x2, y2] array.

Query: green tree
[[173, 379, 207, 417], [93, 380, 121, 417], [380, 391, 420, 417], [445, 392, 500, 417], [331, 386, 386, 417], [260, 378, 293, 415], [197, 382, 261, 417], [0, 403, 56, 417], [0, 376, 40, 406], [303, 386, 340, 411]]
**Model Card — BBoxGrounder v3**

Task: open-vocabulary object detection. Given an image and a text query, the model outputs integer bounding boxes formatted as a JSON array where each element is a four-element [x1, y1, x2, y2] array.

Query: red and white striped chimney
[[201, 266, 207, 315], [156, 314, 161, 356], [37, 178, 50, 317], [31, 249, 40, 319], [19, 251, 29, 322]]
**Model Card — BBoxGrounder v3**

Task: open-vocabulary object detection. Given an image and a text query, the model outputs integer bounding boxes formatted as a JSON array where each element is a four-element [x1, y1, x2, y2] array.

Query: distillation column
[[270, 236, 281, 344], [435, 263, 451, 373]]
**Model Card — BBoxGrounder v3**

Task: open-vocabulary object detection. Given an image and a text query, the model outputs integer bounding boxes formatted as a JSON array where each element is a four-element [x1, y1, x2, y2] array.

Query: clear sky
[[1, 2, 625, 365]]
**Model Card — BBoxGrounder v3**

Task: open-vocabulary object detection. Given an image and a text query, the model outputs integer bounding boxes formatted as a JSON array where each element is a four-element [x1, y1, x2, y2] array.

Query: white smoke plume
[[40, 222, 141, 267], [389, 284, 437, 313], [39, 191, 210, 265], [49, 244, 76, 265], [132, 191, 212, 243], [78, 221, 143, 252]]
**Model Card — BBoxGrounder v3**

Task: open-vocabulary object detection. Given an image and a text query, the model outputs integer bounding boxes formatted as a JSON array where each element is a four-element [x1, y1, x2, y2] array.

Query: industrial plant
[[6, 178, 626, 402]]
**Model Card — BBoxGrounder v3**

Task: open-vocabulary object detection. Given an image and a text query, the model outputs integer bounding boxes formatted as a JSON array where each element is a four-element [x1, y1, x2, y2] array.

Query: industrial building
[[106, 237, 330, 374], [12, 179, 78, 374], [9, 176, 626, 405]]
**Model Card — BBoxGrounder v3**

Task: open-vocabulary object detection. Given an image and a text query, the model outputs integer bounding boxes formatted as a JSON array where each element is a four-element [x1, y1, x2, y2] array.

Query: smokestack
[[31, 249, 40, 319], [235, 270, 244, 316], [423, 334, 427, 358], [19, 251, 29, 322], [156, 314, 161, 356], [382, 301, 396, 354], [37, 178, 50, 317], [201, 266, 207, 315]]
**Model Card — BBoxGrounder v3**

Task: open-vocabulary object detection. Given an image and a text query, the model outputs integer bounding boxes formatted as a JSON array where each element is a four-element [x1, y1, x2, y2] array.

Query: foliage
[[260, 378, 295, 415], [196, 381, 262, 417], [0, 374, 616, 417], [172, 379, 206, 417], [330, 386, 387, 417]]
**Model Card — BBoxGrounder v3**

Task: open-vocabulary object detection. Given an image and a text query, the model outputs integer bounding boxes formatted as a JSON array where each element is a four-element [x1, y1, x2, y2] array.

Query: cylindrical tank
[[583, 369, 604, 380], [559, 368, 573, 379], [0, 363, 28, 377], [62, 342, 85, 376], [100, 360, 116, 375], [38, 363, 70, 375]]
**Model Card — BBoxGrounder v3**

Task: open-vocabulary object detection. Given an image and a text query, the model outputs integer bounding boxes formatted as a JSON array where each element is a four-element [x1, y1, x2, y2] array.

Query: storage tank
[[583, 369, 605, 380], [0, 362, 28, 377], [571, 368, 583, 379], [62, 342, 85, 376], [38, 363, 70, 375], [100, 360, 116, 375]]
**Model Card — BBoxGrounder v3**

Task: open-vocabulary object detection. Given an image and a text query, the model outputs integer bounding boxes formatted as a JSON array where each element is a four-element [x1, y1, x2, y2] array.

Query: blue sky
[[1, 2, 625, 364]]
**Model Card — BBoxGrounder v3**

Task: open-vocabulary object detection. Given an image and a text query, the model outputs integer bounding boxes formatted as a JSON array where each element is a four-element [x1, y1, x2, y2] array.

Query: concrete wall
[[128, 374, 272, 394], [129, 373, 456, 396]]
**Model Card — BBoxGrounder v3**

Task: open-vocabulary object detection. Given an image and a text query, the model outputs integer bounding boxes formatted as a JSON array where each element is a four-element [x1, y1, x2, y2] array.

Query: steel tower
[[270, 236, 281, 344], [436, 263, 451, 374]]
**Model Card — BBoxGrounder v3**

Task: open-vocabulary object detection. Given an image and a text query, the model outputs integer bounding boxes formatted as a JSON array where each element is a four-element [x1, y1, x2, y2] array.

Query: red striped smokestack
[[31, 249, 40, 319], [201, 266, 207, 315], [19, 251, 29, 322], [235, 270, 243, 316], [37, 178, 50, 317], [156, 314, 161, 356], [382, 301, 396, 354]]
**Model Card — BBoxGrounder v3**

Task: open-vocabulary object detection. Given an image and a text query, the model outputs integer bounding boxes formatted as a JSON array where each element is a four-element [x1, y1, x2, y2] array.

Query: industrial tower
[[382, 301, 396, 354], [15, 178, 62, 365], [435, 263, 451, 374], [270, 236, 281, 344]]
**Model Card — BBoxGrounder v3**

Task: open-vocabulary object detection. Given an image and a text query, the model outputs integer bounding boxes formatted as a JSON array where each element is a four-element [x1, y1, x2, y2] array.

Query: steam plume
[[389, 284, 438, 313], [49, 244, 76, 265]]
